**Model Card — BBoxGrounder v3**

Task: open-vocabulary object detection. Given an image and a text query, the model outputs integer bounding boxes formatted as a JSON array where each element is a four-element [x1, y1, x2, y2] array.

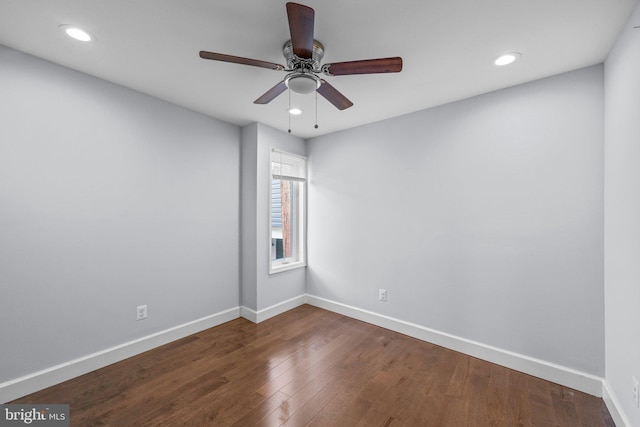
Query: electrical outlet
[[633, 376, 639, 408], [379, 289, 387, 302], [136, 305, 147, 321]]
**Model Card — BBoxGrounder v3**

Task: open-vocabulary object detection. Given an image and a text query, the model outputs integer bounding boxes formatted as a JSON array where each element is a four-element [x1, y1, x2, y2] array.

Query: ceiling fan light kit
[[199, 2, 403, 118], [285, 73, 320, 94]]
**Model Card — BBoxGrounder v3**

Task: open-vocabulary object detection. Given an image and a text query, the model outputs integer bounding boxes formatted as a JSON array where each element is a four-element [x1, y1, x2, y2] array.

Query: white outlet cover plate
[[136, 305, 147, 320]]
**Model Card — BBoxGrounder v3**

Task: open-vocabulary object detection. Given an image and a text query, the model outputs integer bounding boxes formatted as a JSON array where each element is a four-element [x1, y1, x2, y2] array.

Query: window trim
[[269, 149, 307, 274]]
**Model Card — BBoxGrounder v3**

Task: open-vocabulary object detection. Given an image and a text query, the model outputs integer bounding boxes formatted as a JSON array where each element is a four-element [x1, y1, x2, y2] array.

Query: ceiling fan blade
[[199, 51, 284, 71], [286, 2, 314, 59], [317, 80, 353, 110], [323, 57, 403, 76], [254, 81, 287, 104]]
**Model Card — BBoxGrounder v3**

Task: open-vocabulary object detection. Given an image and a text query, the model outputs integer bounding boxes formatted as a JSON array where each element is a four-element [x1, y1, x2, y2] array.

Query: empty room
[[1, 1, 639, 426]]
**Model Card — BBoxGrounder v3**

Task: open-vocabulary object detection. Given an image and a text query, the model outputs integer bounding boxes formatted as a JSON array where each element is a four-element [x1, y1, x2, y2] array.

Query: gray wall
[[0, 45, 240, 383], [240, 124, 259, 310], [307, 65, 605, 375], [604, 2, 640, 425]]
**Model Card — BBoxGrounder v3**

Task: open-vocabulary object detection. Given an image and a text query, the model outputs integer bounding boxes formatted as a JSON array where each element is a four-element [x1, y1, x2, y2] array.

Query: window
[[270, 149, 306, 273]]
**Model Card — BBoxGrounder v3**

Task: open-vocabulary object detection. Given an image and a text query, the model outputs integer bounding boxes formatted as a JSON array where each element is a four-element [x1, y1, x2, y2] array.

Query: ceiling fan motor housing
[[283, 39, 325, 70]]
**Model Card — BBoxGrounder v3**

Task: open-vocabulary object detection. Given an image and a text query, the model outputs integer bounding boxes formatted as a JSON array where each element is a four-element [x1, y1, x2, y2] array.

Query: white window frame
[[269, 149, 307, 274]]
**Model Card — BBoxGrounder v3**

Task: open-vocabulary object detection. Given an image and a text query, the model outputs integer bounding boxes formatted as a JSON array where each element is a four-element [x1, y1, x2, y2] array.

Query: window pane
[[270, 150, 306, 273], [272, 179, 297, 261], [271, 179, 282, 260]]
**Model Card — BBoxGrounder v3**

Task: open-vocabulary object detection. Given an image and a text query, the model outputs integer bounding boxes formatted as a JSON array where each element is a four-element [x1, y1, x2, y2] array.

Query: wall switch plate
[[136, 305, 148, 321], [379, 289, 387, 302], [633, 376, 639, 408]]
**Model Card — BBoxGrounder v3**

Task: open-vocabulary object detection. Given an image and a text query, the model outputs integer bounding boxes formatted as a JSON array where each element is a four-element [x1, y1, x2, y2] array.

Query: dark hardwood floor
[[13, 305, 614, 426]]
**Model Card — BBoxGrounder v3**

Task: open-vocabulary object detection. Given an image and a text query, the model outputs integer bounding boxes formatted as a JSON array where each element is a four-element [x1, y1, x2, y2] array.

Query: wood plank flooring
[[13, 305, 615, 426]]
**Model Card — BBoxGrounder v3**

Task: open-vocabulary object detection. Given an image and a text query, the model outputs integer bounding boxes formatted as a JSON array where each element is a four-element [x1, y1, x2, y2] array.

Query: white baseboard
[[603, 380, 632, 427], [305, 295, 605, 397], [2, 295, 610, 409], [239, 306, 258, 323], [0, 307, 240, 404], [241, 294, 307, 323]]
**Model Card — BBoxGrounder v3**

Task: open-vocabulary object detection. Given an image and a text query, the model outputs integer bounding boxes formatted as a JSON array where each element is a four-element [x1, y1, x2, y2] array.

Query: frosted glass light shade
[[286, 74, 320, 94]]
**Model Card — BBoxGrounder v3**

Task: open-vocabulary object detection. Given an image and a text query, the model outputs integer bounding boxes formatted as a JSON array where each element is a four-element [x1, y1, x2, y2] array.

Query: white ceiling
[[1, 0, 638, 138]]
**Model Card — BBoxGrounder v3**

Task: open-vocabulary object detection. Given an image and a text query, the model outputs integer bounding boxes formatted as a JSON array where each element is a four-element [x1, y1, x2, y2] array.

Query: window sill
[[269, 261, 307, 275]]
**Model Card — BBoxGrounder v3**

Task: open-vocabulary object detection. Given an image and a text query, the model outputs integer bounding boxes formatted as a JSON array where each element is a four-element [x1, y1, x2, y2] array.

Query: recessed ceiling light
[[493, 52, 521, 66], [288, 107, 303, 115], [59, 25, 94, 42]]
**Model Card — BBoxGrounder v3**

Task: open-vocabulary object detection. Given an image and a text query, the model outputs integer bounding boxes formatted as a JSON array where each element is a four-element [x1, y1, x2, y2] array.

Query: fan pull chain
[[315, 90, 319, 129], [288, 90, 292, 133]]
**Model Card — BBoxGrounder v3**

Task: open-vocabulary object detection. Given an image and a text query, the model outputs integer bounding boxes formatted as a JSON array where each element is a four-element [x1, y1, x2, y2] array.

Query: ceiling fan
[[199, 2, 402, 111]]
